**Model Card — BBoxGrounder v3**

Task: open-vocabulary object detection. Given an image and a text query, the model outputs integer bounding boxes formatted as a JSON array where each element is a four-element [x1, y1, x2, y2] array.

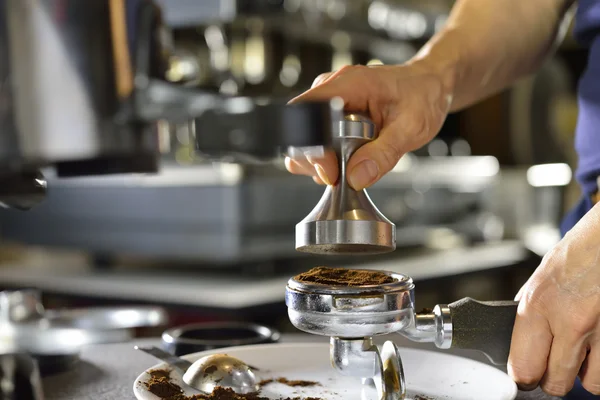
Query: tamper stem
[[336, 114, 376, 188]]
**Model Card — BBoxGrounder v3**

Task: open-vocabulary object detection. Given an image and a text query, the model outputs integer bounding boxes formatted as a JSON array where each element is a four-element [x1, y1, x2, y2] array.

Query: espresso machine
[[0, 2, 570, 399], [0, 0, 346, 397], [0, 0, 504, 267]]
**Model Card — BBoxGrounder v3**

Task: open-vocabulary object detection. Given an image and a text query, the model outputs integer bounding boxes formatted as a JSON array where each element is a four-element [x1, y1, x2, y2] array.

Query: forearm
[[410, 0, 574, 112]]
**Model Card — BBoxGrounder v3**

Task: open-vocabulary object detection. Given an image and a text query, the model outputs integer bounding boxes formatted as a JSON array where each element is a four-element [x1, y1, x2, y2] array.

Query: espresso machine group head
[[0, 0, 338, 210]]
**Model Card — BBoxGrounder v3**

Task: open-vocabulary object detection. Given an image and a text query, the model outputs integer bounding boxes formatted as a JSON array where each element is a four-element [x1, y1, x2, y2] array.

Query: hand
[[509, 203, 600, 396], [285, 63, 453, 189]]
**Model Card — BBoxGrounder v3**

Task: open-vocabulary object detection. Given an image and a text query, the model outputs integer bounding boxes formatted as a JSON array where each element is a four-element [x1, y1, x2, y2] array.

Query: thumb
[[346, 125, 409, 190]]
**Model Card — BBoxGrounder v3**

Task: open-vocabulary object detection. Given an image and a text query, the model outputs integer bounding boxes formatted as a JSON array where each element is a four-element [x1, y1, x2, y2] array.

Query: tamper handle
[[448, 297, 518, 365], [337, 114, 377, 172]]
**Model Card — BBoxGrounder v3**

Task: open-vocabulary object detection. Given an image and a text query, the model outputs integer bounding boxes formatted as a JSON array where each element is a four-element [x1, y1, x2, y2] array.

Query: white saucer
[[134, 342, 517, 400]]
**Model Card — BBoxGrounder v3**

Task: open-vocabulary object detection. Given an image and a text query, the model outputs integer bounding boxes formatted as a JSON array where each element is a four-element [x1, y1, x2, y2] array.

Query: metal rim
[[44, 306, 168, 330], [295, 219, 396, 255], [161, 322, 280, 348], [287, 270, 413, 295], [338, 114, 377, 140]]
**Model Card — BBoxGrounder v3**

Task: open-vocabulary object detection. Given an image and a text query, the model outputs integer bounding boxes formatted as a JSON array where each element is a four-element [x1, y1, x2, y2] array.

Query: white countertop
[[41, 334, 556, 400]]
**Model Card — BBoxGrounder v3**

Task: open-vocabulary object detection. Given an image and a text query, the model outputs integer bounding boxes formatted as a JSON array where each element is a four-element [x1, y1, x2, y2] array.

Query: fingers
[[307, 150, 339, 186], [284, 149, 339, 186], [508, 303, 553, 391], [288, 65, 384, 125], [285, 157, 315, 176], [539, 335, 588, 396], [580, 345, 600, 394], [311, 72, 333, 88], [285, 158, 325, 186], [312, 175, 325, 185]]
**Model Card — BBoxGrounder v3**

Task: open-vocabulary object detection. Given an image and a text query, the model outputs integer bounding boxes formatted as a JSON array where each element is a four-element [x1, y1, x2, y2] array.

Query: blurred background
[[0, 0, 586, 338]]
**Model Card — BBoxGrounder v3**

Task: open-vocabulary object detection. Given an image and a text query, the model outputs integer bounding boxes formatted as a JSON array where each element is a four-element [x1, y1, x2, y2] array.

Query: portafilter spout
[[295, 114, 396, 255]]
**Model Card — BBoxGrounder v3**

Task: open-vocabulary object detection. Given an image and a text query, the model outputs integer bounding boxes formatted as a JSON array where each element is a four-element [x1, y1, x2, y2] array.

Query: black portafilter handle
[[448, 297, 519, 365]]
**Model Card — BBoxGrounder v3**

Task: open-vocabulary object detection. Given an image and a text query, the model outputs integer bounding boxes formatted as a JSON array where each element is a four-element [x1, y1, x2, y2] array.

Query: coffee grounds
[[260, 378, 320, 388], [294, 267, 397, 287], [150, 369, 171, 379], [190, 387, 269, 400], [145, 370, 184, 399], [144, 370, 322, 400]]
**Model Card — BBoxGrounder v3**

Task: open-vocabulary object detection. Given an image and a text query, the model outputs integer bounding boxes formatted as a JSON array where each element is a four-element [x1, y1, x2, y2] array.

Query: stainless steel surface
[[285, 268, 518, 394], [0, 289, 44, 323], [44, 307, 167, 331], [0, 157, 502, 262], [379, 341, 406, 400], [0, 171, 47, 210], [296, 114, 396, 255], [0, 353, 44, 400], [286, 270, 412, 399], [134, 346, 193, 377], [0, 320, 130, 356], [283, 268, 460, 348], [331, 337, 406, 400], [400, 305, 452, 349], [0, 289, 168, 356], [330, 338, 379, 378], [135, 345, 260, 395], [183, 353, 259, 395], [0, 0, 158, 169], [0, 0, 515, 266], [330, 338, 406, 400], [161, 322, 280, 356], [285, 271, 414, 337], [0, 0, 341, 211]]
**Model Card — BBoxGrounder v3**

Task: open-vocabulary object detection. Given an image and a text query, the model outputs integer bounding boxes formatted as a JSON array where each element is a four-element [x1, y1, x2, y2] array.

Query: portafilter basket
[[285, 268, 519, 400]]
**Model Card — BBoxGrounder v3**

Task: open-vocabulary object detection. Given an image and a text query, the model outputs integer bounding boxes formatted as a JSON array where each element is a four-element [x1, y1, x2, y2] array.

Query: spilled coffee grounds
[[143, 369, 322, 400], [146, 369, 184, 398], [294, 267, 397, 287], [259, 378, 320, 387]]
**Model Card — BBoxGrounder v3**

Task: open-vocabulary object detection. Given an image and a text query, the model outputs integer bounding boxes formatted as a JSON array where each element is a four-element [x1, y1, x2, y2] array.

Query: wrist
[[406, 29, 464, 107]]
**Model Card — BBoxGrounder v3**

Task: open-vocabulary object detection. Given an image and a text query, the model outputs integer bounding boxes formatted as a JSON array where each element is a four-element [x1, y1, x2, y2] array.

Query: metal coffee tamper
[[295, 114, 396, 255]]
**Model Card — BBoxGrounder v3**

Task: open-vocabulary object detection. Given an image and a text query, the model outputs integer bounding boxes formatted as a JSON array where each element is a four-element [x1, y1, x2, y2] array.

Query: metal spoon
[[135, 346, 259, 394]]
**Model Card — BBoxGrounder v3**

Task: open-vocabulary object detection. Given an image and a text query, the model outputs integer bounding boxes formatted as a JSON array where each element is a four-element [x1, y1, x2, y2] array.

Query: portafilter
[[285, 267, 518, 400]]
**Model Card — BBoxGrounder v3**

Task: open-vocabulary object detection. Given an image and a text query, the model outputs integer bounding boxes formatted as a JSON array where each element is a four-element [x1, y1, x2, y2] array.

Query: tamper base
[[295, 219, 395, 255]]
